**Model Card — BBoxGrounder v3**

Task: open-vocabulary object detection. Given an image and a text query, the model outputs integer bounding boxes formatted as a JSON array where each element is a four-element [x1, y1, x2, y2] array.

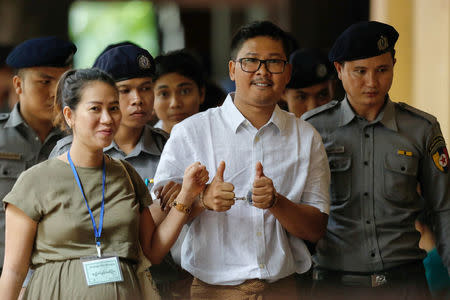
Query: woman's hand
[[179, 162, 209, 204]]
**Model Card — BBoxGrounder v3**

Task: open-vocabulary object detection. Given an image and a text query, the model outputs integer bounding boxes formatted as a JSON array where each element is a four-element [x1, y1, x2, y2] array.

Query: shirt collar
[[222, 92, 285, 133], [338, 96, 357, 127], [5, 103, 25, 128], [338, 95, 398, 131], [141, 126, 164, 155], [378, 96, 398, 132], [222, 93, 247, 133], [104, 126, 162, 156]]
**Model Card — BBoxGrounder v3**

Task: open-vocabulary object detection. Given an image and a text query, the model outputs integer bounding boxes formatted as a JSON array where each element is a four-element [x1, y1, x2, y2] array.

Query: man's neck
[[114, 125, 144, 155], [233, 95, 275, 130], [347, 96, 386, 122], [20, 110, 53, 142]]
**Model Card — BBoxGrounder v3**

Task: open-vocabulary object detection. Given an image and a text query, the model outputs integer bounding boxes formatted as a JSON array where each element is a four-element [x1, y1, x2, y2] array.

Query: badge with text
[[82, 256, 123, 286], [430, 136, 448, 173]]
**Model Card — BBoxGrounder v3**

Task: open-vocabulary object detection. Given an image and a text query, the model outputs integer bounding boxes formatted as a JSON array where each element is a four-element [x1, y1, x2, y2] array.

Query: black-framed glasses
[[235, 58, 287, 74]]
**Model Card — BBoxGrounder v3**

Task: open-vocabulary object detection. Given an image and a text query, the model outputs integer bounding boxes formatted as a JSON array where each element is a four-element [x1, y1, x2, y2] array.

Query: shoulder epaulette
[[149, 126, 169, 140], [0, 113, 10, 121], [396, 102, 437, 124], [302, 100, 340, 120], [56, 135, 74, 147]]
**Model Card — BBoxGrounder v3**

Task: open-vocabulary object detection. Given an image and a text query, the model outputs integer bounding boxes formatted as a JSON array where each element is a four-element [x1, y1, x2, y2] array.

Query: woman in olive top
[[0, 68, 208, 300]]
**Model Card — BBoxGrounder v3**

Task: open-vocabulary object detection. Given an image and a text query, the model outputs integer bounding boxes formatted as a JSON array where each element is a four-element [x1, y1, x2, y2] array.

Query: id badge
[[81, 256, 123, 286]]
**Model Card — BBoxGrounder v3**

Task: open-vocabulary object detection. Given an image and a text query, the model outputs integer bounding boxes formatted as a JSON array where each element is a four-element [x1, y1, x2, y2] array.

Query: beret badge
[[377, 35, 389, 51], [316, 64, 328, 78], [137, 54, 151, 70]]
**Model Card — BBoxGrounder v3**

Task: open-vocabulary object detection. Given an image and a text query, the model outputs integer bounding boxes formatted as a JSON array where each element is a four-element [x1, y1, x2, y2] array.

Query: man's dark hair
[[154, 49, 206, 90], [230, 21, 292, 60]]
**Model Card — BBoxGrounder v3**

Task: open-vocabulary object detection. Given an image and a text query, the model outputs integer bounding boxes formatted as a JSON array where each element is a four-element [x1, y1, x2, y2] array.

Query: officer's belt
[[312, 260, 423, 288]]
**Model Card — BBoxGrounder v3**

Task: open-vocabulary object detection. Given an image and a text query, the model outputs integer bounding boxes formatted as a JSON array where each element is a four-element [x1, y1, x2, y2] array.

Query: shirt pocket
[[383, 153, 419, 203], [0, 156, 26, 203], [328, 155, 352, 204]]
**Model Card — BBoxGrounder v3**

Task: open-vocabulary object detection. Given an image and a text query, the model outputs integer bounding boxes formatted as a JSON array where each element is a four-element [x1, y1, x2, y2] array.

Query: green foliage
[[69, 1, 159, 68]]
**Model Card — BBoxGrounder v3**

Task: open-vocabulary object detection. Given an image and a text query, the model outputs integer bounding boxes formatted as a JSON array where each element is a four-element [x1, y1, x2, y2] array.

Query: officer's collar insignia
[[316, 64, 327, 78], [137, 54, 151, 70], [377, 35, 389, 51], [429, 136, 448, 173]]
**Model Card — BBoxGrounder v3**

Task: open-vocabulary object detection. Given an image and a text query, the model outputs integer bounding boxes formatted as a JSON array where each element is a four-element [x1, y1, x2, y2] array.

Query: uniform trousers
[[310, 261, 431, 300]]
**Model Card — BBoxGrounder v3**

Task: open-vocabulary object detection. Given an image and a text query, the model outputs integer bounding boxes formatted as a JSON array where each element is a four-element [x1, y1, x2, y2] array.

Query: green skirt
[[24, 259, 142, 300]]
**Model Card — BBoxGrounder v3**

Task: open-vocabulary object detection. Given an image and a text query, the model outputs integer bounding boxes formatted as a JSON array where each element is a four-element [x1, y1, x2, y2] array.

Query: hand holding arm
[[141, 162, 209, 264], [156, 181, 182, 213]]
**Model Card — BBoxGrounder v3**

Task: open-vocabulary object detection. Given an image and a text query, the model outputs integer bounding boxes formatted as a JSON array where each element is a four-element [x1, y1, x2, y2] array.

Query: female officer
[[0, 68, 208, 299]]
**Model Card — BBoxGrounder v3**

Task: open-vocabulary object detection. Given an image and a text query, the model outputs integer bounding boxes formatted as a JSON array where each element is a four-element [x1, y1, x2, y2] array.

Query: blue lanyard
[[67, 151, 106, 257]]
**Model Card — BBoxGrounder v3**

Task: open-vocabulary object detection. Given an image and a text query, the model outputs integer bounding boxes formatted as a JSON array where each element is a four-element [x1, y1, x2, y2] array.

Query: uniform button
[[370, 253, 375, 257], [366, 220, 371, 224], [259, 263, 265, 269], [256, 232, 262, 237], [401, 166, 406, 171], [365, 133, 370, 138], [364, 161, 368, 166], [363, 192, 369, 196], [3, 170, 8, 175]]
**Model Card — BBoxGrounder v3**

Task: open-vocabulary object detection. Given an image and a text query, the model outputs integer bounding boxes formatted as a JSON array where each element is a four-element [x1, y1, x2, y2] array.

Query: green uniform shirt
[[303, 96, 450, 273]]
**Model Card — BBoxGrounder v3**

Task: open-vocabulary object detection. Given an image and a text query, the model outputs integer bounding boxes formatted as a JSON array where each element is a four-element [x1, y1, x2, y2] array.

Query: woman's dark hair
[[53, 68, 117, 131], [154, 49, 206, 91]]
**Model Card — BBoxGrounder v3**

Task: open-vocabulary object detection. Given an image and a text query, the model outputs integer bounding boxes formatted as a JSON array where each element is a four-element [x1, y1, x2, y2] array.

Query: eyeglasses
[[235, 57, 287, 74]]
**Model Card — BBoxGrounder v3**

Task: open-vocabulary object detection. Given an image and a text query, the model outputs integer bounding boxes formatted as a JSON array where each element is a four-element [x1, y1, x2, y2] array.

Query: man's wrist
[[199, 185, 212, 210], [268, 190, 278, 209]]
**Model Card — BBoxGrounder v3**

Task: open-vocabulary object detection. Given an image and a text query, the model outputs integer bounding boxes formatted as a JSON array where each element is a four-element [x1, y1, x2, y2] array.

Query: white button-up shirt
[[153, 93, 330, 285]]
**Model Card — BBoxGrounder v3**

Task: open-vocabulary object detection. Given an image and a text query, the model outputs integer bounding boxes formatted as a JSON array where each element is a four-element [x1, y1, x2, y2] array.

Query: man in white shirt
[[153, 20, 330, 299]]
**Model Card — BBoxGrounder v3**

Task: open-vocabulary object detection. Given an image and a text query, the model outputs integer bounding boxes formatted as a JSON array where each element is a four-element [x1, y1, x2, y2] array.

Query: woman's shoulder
[[21, 158, 66, 177]]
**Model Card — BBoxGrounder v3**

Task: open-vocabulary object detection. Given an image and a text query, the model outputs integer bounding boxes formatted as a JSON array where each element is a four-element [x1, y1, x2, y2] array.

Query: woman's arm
[[139, 162, 208, 264], [0, 204, 37, 300]]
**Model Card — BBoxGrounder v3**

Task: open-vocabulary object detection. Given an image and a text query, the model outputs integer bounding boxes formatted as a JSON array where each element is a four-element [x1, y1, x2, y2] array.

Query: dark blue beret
[[6, 36, 76, 68], [92, 41, 140, 66], [329, 21, 399, 62], [93, 44, 155, 82], [287, 48, 333, 89]]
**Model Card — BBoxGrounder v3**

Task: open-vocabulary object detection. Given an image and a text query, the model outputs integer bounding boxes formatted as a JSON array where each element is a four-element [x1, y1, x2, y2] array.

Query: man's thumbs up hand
[[252, 162, 277, 209]]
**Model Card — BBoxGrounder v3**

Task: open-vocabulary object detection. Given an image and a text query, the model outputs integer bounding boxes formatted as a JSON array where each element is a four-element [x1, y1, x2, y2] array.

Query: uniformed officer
[[49, 44, 168, 180], [0, 36, 76, 274], [281, 48, 335, 117], [303, 21, 449, 299]]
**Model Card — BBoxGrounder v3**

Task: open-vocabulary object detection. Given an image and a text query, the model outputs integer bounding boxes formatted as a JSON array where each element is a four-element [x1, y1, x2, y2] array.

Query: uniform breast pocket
[[328, 155, 352, 204], [0, 158, 26, 200], [383, 153, 418, 203]]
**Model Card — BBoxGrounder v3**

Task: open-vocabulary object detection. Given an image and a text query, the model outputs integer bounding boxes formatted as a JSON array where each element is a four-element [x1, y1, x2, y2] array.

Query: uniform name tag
[[82, 256, 123, 286]]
